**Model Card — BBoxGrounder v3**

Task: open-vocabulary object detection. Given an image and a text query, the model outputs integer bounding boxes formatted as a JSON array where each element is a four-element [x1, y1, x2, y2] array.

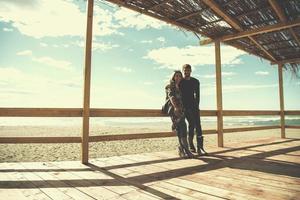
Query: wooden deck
[[0, 137, 299, 200]]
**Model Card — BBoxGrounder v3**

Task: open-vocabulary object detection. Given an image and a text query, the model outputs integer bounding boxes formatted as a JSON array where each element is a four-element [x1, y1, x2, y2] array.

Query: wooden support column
[[82, 0, 94, 164], [215, 40, 224, 147], [278, 64, 285, 138]]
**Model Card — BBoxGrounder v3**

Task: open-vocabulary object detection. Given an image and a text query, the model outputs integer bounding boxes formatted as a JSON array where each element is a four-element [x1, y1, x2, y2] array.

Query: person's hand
[[174, 107, 182, 117]]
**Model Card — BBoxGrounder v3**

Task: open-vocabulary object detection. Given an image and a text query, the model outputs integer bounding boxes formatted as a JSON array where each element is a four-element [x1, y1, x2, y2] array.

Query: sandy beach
[[1, 122, 299, 162]]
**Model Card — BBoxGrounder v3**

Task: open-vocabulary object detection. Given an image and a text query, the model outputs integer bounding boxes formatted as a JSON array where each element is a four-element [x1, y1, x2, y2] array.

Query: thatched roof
[[104, 0, 300, 73]]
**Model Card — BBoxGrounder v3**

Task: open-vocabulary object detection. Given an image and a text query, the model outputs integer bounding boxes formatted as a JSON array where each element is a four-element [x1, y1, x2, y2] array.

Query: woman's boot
[[181, 138, 194, 159], [188, 136, 196, 153], [178, 146, 185, 158], [197, 136, 208, 156]]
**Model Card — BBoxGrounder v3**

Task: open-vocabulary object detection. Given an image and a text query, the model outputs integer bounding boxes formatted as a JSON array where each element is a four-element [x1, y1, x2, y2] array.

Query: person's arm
[[167, 85, 182, 116]]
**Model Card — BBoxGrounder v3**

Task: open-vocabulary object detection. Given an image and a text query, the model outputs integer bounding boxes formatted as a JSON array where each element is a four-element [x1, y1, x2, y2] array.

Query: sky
[[0, 0, 299, 111]]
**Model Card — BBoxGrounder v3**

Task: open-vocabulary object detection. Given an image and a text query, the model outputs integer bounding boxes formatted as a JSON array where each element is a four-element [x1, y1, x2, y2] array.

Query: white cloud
[[92, 41, 119, 51], [0, 0, 121, 38], [32, 56, 72, 70], [0, 0, 169, 39], [144, 45, 246, 69], [255, 71, 269, 76], [157, 37, 166, 44], [114, 67, 133, 73], [141, 40, 153, 44], [0, 66, 83, 107], [3, 27, 13, 32], [16, 49, 72, 70], [223, 84, 277, 93], [16, 50, 32, 56], [202, 74, 215, 79], [143, 81, 154, 85], [114, 7, 167, 30], [222, 72, 236, 77], [40, 42, 48, 47], [202, 83, 278, 96], [71, 39, 119, 52]]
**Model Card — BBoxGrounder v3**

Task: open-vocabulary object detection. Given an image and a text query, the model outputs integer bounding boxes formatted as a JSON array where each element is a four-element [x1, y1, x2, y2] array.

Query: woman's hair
[[171, 70, 183, 82]]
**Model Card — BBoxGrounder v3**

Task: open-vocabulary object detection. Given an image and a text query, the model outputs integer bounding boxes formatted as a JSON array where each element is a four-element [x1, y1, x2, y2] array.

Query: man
[[179, 64, 207, 155]]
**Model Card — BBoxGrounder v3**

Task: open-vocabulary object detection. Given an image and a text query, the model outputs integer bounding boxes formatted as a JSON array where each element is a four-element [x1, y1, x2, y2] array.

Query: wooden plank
[[215, 40, 223, 147], [90, 109, 217, 117], [285, 125, 300, 129], [223, 126, 280, 133], [109, 155, 223, 200], [248, 37, 276, 61], [89, 130, 216, 142], [285, 111, 300, 115], [18, 163, 75, 200], [19, 161, 110, 200], [0, 162, 52, 200], [82, 0, 94, 164], [200, 19, 300, 45], [0, 162, 57, 200], [48, 161, 126, 199], [278, 64, 285, 138], [0, 136, 81, 144], [0, 108, 82, 117], [222, 110, 280, 116], [201, 0, 242, 31], [2, 108, 298, 117], [184, 172, 299, 200], [271, 57, 300, 65]]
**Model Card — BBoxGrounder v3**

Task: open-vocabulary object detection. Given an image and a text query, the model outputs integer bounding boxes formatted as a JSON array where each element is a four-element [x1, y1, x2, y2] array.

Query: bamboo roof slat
[[103, 0, 300, 70]]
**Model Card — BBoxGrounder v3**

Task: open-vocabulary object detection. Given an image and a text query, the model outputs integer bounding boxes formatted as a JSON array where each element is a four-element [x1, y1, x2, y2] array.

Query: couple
[[165, 64, 207, 158]]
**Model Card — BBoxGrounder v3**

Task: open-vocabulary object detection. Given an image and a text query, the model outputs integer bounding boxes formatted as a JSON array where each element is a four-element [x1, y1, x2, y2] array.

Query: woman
[[165, 70, 194, 159]]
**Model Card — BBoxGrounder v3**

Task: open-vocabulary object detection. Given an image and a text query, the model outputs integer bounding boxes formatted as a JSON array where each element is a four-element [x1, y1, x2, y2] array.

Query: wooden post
[[278, 64, 285, 138], [82, 0, 94, 164], [215, 40, 224, 147]]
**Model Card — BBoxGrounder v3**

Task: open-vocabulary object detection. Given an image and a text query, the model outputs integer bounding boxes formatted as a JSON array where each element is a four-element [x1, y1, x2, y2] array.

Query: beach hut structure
[[0, 0, 299, 163], [0, 1, 300, 199]]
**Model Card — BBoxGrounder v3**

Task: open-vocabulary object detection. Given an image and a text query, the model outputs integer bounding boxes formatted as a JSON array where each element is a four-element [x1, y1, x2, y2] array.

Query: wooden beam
[[89, 130, 217, 142], [202, 0, 242, 31], [285, 110, 300, 115], [285, 125, 300, 129], [201, 0, 276, 61], [222, 110, 280, 116], [0, 108, 82, 117], [248, 37, 276, 61], [215, 40, 223, 147], [268, 0, 286, 21], [268, 0, 300, 46], [82, 0, 94, 164], [0, 137, 81, 144], [223, 126, 280, 133], [200, 19, 300, 45], [278, 64, 285, 138], [271, 57, 300, 65]]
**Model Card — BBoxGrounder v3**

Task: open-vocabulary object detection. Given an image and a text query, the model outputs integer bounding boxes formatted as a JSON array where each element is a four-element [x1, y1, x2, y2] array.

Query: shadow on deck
[[1, 137, 300, 199]]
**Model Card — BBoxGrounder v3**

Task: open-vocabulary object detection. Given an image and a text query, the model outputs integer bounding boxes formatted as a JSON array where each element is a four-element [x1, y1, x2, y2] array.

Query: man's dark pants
[[185, 106, 203, 148]]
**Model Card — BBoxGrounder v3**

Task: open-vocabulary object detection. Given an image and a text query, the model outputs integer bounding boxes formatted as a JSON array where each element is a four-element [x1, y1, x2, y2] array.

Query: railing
[[0, 108, 299, 144]]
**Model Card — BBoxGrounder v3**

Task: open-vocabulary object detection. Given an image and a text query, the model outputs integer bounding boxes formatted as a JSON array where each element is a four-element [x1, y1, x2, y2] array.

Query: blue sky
[[0, 0, 299, 110]]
